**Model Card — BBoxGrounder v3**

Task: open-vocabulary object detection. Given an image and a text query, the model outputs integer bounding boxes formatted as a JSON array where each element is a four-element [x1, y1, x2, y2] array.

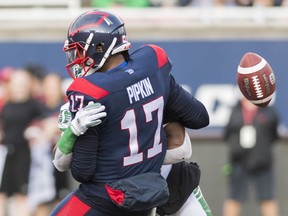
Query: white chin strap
[[111, 41, 131, 55], [86, 37, 117, 75]]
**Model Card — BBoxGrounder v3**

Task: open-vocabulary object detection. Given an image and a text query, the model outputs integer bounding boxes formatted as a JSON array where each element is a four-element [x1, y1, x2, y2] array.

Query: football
[[237, 52, 276, 107]]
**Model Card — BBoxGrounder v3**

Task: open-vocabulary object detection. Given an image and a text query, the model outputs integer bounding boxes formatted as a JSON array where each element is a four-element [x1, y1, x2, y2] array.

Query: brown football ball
[[237, 52, 276, 107]]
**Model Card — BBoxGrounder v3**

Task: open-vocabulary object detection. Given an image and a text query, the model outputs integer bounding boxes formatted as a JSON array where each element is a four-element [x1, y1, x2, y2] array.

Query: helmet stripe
[[69, 12, 109, 37]]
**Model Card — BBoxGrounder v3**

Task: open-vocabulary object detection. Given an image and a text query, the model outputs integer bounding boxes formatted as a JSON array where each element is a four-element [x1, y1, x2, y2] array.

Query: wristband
[[57, 126, 77, 155]]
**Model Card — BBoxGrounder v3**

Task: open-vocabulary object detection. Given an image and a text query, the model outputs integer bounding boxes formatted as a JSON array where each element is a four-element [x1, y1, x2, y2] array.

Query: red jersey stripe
[[68, 78, 109, 100], [147, 44, 168, 69], [57, 195, 90, 216]]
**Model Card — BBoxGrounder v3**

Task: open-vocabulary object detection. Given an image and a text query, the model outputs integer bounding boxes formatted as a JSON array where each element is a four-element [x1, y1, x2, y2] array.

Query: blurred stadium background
[[0, 1, 288, 215]]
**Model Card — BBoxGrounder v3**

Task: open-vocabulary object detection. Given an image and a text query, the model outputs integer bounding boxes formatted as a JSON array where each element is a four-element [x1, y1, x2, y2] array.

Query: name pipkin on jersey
[[126, 77, 154, 104]]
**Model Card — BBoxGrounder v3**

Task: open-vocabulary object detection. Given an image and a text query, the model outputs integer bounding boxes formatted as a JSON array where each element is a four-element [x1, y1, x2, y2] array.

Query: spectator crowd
[[0, 65, 72, 216]]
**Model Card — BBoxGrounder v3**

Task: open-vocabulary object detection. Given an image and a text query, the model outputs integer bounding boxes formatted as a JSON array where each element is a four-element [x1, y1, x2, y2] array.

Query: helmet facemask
[[63, 41, 94, 79], [63, 35, 118, 79]]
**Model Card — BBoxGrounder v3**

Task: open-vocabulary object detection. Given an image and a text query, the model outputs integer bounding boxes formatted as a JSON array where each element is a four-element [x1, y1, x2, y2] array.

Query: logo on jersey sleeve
[[124, 69, 134, 74], [126, 77, 154, 104]]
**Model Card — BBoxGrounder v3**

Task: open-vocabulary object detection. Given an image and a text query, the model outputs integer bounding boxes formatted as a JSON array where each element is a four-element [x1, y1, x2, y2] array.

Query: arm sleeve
[[164, 76, 209, 129], [71, 127, 99, 183], [57, 127, 77, 154], [52, 128, 77, 171], [53, 147, 72, 172]]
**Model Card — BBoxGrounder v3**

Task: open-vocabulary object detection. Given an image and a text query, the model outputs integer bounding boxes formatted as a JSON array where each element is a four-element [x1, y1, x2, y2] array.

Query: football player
[[50, 9, 209, 216], [53, 103, 212, 216]]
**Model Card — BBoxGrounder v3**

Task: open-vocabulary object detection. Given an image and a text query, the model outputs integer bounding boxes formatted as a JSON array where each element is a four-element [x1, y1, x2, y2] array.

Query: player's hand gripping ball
[[237, 52, 276, 107]]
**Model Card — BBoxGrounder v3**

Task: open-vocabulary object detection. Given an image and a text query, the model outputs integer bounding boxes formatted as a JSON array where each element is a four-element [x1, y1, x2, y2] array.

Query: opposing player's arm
[[164, 122, 185, 149], [163, 122, 192, 165], [53, 102, 106, 172]]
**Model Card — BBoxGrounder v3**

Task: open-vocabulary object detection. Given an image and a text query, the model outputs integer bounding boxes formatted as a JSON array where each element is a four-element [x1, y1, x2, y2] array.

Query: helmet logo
[[69, 12, 110, 37]]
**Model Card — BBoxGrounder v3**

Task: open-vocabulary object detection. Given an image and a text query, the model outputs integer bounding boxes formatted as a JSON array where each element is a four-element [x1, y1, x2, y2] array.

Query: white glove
[[58, 102, 72, 131], [70, 101, 107, 136]]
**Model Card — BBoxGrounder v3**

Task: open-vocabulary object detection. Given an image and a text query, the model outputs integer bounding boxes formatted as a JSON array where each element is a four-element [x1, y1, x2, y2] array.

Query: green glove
[[58, 102, 72, 132]]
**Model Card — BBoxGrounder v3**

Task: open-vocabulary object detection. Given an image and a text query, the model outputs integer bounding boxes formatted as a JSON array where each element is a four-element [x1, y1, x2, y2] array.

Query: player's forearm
[[163, 130, 192, 165], [53, 146, 72, 172], [52, 127, 77, 172], [164, 122, 185, 149], [57, 126, 77, 154]]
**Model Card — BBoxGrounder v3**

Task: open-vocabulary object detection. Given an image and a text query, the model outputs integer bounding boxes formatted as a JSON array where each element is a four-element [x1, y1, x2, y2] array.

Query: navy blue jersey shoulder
[[66, 44, 171, 108], [66, 44, 209, 195]]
